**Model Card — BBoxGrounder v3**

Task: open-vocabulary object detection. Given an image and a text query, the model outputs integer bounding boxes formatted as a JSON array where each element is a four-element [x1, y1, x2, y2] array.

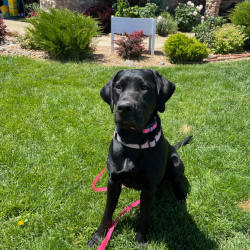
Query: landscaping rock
[[0, 47, 6, 52], [21, 51, 31, 56], [125, 60, 134, 67], [208, 54, 217, 59]]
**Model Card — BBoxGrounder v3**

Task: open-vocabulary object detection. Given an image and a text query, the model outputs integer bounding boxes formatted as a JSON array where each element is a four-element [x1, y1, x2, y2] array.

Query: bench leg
[[111, 33, 114, 53]]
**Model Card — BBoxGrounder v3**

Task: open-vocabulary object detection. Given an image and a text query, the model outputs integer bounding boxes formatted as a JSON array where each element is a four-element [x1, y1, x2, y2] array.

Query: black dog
[[89, 69, 191, 246]]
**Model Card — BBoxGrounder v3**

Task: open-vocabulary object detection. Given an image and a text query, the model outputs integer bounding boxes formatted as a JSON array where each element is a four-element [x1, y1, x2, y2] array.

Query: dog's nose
[[117, 102, 133, 113]]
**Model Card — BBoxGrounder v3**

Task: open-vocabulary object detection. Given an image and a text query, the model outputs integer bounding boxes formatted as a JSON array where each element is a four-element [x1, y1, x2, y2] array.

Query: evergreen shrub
[[26, 8, 100, 61], [163, 33, 208, 63], [229, 0, 250, 49]]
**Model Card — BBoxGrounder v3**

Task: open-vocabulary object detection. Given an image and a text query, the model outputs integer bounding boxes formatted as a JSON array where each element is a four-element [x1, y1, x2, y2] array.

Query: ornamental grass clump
[[163, 33, 208, 64], [115, 30, 145, 60], [156, 12, 178, 36], [26, 8, 100, 61]]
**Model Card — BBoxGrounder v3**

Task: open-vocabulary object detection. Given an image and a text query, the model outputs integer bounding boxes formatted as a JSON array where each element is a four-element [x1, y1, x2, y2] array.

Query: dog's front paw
[[88, 231, 104, 248], [136, 231, 147, 247], [173, 184, 187, 202]]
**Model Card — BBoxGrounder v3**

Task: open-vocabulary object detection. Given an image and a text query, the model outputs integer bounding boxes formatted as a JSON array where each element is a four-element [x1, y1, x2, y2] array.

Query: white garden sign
[[111, 16, 157, 55]]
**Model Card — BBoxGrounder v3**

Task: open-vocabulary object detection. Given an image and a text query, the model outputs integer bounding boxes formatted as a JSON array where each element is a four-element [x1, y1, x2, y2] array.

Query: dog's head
[[100, 69, 175, 131]]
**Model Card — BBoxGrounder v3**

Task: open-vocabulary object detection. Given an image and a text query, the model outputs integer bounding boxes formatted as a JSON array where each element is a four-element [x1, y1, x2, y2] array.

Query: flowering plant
[[175, 1, 202, 32], [25, 11, 38, 19], [24, 3, 39, 19], [115, 30, 145, 60]]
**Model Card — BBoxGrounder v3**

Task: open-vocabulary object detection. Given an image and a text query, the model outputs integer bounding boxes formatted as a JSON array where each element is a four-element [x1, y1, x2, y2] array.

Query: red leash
[[92, 166, 141, 250]]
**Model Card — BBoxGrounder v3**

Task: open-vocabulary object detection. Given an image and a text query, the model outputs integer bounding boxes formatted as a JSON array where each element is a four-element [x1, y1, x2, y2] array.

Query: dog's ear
[[153, 70, 175, 113], [100, 70, 123, 113]]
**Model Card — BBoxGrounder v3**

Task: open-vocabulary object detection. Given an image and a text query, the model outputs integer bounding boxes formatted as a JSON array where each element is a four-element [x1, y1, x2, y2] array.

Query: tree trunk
[[205, 0, 222, 18]]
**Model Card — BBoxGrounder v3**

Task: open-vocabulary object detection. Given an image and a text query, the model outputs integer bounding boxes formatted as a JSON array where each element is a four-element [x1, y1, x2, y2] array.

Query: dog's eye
[[115, 83, 122, 90], [140, 83, 148, 91]]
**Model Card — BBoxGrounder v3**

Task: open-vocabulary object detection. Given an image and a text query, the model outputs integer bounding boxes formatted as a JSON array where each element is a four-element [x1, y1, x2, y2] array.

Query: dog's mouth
[[115, 120, 139, 130], [115, 115, 145, 132]]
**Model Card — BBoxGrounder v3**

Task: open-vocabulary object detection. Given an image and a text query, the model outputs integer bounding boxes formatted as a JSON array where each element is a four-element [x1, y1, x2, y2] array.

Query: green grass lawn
[[0, 55, 249, 249]]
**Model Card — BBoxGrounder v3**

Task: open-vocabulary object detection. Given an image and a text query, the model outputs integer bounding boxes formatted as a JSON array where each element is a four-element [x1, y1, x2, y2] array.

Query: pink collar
[[130, 119, 158, 134]]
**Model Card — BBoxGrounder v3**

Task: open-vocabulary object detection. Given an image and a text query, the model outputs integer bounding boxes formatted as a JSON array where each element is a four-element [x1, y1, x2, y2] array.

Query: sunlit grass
[[0, 56, 249, 249]]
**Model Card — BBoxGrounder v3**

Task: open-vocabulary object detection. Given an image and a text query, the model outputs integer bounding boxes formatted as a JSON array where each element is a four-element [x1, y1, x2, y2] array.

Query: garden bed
[[0, 34, 249, 66]]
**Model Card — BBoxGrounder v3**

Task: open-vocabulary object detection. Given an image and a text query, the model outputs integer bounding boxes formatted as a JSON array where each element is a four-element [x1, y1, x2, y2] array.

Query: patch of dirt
[[179, 124, 193, 134], [239, 200, 250, 212], [93, 46, 171, 67], [0, 35, 48, 60]]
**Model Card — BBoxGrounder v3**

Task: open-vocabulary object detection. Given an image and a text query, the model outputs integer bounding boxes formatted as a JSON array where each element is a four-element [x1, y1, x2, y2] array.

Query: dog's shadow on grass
[[147, 176, 217, 250], [116, 176, 217, 250]]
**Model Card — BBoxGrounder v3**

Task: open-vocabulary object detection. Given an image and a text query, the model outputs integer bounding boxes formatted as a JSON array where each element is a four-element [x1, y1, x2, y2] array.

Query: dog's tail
[[174, 136, 193, 150]]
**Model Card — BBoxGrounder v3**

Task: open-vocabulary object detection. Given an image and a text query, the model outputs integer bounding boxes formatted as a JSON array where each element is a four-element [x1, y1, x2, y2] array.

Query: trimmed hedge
[[163, 33, 208, 64]]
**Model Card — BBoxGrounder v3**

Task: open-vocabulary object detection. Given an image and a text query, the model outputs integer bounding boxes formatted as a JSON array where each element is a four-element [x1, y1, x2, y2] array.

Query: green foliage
[[150, 0, 166, 15], [229, 0, 250, 48], [26, 8, 100, 61], [156, 12, 178, 36], [24, 2, 40, 17], [175, 2, 202, 32], [115, 0, 157, 18], [211, 24, 247, 54], [140, 3, 158, 18], [193, 17, 226, 47], [16, 32, 41, 50], [163, 33, 208, 63]]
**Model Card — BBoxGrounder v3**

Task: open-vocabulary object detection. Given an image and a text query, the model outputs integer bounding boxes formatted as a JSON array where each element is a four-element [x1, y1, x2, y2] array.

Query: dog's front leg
[[89, 179, 121, 247], [136, 187, 155, 244]]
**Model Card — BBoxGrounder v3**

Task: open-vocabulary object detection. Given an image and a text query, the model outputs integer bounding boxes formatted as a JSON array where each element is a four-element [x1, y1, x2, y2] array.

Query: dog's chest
[[110, 157, 147, 190]]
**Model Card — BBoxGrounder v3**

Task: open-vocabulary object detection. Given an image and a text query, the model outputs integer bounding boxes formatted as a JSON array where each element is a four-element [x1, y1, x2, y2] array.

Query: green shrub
[[211, 24, 247, 54], [193, 17, 226, 47], [156, 12, 178, 36], [26, 8, 100, 61], [115, 0, 157, 18], [163, 33, 208, 64], [229, 0, 250, 48], [175, 2, 203, 32], [16, 32, 41, 50]]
